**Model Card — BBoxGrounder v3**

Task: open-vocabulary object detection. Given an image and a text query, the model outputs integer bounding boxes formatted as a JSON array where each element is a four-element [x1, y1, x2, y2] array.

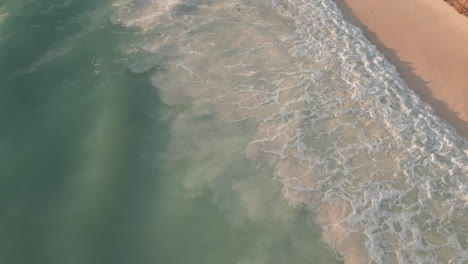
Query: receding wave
[[111, 0, 468, 263]]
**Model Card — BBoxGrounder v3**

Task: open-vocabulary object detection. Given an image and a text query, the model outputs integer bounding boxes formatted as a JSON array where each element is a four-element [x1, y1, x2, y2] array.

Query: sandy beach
[[334, 0, 468, 139]]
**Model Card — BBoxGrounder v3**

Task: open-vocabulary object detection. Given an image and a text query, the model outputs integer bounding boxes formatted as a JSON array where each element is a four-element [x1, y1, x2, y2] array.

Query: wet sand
[[334, 0, 468, 139]]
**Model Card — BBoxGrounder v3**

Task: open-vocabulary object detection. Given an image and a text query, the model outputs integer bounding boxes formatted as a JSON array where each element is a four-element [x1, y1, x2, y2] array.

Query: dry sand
[[334, 0, 468, 139]]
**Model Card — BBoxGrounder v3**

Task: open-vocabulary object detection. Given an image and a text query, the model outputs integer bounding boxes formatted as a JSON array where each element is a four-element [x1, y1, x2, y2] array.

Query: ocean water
[[1, 0, 467, 264], [0, 0, 340, 263]]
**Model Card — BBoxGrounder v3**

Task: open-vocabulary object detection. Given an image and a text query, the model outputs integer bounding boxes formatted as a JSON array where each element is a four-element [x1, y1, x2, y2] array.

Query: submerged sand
[[335, 0, 468, 138]]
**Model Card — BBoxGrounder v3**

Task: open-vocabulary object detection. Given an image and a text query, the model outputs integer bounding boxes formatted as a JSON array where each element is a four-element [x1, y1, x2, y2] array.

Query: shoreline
[[334, 0, 468, 139]]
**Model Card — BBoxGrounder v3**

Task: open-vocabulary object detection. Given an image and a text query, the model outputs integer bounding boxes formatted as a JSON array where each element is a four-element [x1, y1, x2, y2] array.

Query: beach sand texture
[[335, 0, 468, 138]]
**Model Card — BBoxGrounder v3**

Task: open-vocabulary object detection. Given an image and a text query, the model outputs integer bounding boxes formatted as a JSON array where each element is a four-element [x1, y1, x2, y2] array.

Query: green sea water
[[0, 1, 341, 263]]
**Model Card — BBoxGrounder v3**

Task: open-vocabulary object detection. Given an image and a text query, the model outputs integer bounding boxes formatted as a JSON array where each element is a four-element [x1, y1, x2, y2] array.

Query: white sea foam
[[111, 0, 468, 263]]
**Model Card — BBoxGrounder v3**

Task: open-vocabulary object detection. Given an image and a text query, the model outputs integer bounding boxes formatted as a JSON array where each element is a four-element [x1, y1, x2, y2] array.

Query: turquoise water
[[0, 1, 341, 263]]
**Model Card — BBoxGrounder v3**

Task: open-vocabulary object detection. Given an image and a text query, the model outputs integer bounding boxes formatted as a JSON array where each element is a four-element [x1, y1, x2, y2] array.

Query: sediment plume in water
[[111, 0, 468, 263]]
